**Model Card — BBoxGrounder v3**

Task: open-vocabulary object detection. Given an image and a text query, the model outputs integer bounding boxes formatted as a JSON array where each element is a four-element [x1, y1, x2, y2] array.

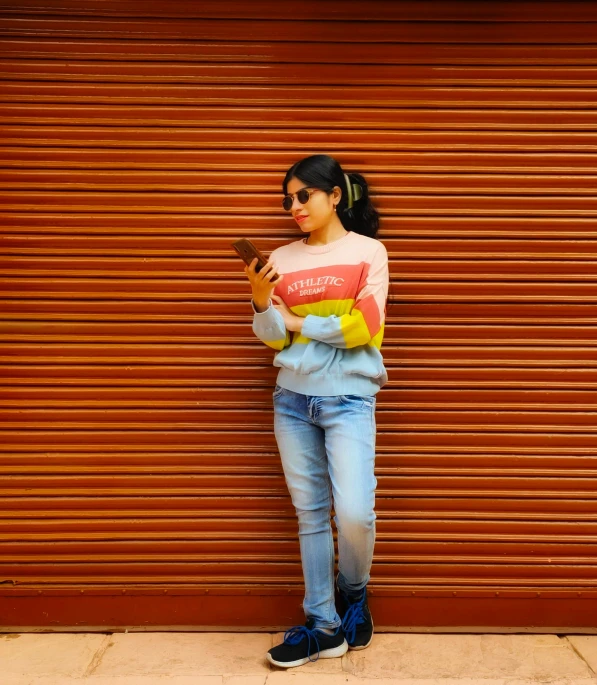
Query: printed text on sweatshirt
[[251, 231, 389, 397]]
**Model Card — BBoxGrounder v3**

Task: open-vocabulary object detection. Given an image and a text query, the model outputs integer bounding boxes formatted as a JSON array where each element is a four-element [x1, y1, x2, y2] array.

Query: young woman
[[244, 154, 389, 669]]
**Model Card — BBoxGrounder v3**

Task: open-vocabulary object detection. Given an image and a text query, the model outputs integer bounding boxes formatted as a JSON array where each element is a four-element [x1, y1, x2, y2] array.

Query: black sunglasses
[[282, 187, 321, 212]]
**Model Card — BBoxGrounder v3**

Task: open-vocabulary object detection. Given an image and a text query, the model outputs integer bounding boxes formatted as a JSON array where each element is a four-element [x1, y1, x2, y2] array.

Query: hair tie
[[344, 173, 363, 209]]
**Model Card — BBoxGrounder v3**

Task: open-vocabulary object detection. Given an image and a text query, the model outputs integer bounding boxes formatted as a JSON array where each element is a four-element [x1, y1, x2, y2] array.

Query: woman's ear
[[332, 185, 342, 205]]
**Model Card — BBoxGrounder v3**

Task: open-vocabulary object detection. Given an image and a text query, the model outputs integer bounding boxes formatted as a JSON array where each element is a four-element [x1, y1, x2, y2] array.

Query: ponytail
[[338, 171, 379, 239], [282, 155, 380, 239]]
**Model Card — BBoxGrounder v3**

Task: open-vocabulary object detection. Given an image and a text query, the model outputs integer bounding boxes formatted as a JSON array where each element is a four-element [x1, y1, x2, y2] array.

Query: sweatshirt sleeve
[[300, 243, 389, 349], [251, 300, 291, 351]]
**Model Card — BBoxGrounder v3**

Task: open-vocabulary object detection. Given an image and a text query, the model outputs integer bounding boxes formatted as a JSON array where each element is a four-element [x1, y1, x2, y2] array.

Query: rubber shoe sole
[[267, 639, 348, 668]]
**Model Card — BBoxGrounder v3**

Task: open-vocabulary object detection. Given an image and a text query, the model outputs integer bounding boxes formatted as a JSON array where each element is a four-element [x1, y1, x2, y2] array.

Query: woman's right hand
[[245, 258, 283, 313]]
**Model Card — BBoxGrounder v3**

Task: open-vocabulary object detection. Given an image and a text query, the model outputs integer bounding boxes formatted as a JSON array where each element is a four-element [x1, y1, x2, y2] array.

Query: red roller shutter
[[1, 0, 596, 632]]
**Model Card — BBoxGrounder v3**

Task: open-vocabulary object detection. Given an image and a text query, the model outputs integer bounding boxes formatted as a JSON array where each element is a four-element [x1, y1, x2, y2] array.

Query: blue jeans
[[273, 385, 377, 629]]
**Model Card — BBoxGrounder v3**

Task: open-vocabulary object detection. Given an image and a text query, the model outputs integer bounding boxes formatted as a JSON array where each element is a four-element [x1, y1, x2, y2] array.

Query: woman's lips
[[295, 215, 308, 224]]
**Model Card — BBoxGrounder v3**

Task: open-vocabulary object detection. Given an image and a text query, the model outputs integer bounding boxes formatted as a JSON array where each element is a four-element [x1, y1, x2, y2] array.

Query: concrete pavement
[[1, 631, 597, 685]]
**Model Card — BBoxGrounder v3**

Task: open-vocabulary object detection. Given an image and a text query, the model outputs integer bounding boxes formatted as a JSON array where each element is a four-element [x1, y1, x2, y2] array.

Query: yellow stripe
[[294, 333, 312, 345], [290, 298, 385, 349], [264, 339, 286, 351], [341, 308, 369, 347], [291, 298, 355, 318], [369, 323, 384, 350], [264, 331, 291, 351], [292, 298, 356, 346]]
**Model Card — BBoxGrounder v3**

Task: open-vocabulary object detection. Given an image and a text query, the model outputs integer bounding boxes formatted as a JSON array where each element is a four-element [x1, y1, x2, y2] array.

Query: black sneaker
[[267, 617, 348, 668], [338, 585, 374, 650]]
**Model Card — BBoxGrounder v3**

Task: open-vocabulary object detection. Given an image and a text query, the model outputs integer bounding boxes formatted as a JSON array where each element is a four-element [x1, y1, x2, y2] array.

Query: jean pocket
[[272, 385, 286, 399], [339, 394, 375, 410]]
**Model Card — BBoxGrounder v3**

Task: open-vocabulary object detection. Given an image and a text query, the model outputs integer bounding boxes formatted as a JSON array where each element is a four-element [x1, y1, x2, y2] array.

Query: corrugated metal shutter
[[1, 0, 596, 631]]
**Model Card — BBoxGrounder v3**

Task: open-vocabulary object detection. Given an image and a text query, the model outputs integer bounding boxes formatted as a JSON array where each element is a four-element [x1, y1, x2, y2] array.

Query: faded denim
[[273, 385, 377, 629]]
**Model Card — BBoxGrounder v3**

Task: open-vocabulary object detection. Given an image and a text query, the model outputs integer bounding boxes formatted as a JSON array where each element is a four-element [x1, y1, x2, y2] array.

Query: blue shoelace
[[283, 624, 322, 663], [341, 595, 366, 645]]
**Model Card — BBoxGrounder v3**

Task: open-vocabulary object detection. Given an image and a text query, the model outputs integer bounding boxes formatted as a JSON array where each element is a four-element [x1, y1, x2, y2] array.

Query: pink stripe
[[275, 262, 370, 308]]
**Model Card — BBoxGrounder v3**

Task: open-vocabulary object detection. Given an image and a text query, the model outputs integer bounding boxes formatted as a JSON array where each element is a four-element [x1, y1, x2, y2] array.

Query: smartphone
[[232, 238, 277, 277]]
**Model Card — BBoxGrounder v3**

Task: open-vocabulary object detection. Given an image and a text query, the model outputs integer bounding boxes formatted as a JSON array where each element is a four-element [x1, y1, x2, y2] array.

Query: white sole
[[267, 639, 348, 669]]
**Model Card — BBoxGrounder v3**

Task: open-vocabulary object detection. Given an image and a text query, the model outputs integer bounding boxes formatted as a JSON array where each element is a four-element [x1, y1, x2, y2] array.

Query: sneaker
[[267, 617, 348, 668], [337, 585, 374, 650]]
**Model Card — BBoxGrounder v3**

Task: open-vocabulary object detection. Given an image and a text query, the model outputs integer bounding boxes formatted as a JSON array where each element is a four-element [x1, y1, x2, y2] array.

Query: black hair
[[282, 154, 379, 239]]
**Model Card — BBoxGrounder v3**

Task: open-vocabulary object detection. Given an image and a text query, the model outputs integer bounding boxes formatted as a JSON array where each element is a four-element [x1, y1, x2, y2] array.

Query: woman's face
[[285, 176, 340, 235]]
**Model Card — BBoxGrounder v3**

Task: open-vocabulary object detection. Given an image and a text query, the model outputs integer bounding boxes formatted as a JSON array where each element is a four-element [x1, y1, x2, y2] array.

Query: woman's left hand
[[272, 295, 304, 333]]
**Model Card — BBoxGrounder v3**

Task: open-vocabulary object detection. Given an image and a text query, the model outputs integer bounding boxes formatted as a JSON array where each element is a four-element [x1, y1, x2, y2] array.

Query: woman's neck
[[305, 216, 347, 246]]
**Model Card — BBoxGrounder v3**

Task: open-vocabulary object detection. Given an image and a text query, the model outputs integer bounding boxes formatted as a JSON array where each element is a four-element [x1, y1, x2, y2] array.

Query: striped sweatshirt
[[252, 230, 389, 396]]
